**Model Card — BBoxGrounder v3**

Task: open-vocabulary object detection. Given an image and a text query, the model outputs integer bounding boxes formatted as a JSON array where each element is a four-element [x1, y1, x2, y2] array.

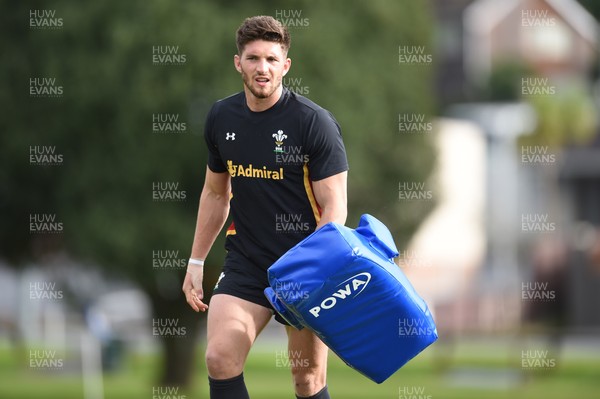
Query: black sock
[[209, 373, 249, 399], [296, 385, 330, 399]]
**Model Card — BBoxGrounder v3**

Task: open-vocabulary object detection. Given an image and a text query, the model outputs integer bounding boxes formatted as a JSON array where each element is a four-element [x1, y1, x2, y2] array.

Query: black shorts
[[211, 250, 288, 325]]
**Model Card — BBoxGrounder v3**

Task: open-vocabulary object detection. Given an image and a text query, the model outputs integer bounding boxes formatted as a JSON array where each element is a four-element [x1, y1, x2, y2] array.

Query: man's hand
[[183, 264, 209, 312]]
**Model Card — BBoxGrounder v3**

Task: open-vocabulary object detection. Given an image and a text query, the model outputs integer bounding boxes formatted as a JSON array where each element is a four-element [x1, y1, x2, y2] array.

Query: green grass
[[1, 343, 599, 399]]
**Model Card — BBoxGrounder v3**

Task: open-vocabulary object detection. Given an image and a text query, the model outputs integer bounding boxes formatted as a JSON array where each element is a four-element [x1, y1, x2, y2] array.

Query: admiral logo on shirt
[[227, 160, 285, 180]]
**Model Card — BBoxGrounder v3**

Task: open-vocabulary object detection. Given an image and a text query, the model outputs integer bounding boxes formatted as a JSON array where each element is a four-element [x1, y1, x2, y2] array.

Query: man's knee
[[205, 345, 244, 379]]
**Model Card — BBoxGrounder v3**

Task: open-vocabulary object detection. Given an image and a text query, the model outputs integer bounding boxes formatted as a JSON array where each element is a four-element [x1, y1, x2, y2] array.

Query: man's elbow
[[201, 187, 230, 205]]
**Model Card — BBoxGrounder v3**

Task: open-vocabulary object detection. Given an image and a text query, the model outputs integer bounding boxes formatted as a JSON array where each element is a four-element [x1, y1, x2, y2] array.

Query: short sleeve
[[303, 108, 349, 181], [204, 103, 228, 173]]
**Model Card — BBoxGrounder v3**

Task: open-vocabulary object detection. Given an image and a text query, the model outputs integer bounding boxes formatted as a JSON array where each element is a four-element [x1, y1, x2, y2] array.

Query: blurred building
[[560, 143, 600, 330], [464, 0, 598, 86], [433, 0, 599, 104], [415, 0, 600, 334]]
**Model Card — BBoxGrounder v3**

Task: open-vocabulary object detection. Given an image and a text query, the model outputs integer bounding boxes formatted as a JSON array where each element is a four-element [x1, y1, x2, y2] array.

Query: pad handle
[[355, 214, 399, 260], [264, 287, 305, 330]]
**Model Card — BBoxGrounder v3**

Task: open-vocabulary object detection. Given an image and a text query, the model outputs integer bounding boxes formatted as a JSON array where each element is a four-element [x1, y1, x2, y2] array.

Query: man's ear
[[234, 54, 242, 73], [282, 57, 291, 77]]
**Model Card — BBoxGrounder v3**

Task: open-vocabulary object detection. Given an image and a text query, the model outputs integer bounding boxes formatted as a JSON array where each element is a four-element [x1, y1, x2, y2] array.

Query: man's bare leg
[[205, 294, 272, 398], [286, 326, 330, 398]]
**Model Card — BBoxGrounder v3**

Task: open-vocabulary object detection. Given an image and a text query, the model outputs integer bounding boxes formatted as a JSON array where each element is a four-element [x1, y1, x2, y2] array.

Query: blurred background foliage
[[486, 62, 597, 148], [1, 0, 436, 387]]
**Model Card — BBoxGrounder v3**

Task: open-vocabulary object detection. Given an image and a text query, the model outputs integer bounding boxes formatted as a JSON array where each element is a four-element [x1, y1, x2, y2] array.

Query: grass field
[[1, 339, 599, 399]]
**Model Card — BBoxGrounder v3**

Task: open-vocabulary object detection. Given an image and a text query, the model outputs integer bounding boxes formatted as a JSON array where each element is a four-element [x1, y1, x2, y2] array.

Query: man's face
[[234, 40, 291, 101]]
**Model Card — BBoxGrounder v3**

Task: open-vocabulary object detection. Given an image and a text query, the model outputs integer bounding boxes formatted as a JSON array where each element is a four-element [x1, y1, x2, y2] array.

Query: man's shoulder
[[207, 92, 244, 118], [204, 92, 243, 133], [286, 90, 334, 121], [213, 91, 244, 110], [287, 90, 323, 113]]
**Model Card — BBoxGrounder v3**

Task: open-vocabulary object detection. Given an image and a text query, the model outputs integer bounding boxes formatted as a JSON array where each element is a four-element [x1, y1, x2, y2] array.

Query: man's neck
[[244, 86, 283, 112]]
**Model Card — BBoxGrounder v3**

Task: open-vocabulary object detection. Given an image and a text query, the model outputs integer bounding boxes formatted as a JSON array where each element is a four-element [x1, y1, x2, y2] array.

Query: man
[[182, 15, 348, 399]]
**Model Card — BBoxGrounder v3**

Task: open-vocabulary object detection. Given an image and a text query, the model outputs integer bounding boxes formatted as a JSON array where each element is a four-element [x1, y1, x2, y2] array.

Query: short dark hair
[[236, 16, 291, 55]]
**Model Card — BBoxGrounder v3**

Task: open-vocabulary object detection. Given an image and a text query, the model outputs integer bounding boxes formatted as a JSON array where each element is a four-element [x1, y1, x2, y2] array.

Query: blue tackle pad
[[264, 214, 438, 383]]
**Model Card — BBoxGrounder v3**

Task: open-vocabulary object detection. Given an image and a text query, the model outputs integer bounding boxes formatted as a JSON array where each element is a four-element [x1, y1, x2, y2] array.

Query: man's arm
[[312, 171, 348, 229], [190, 167, 231, 259], [183, 166, 231, 312]]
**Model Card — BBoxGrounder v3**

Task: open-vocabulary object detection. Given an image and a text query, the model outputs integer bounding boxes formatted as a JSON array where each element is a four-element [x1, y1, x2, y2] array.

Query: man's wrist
[[188, 258, 205, 266], [187, 258, 204, 276]]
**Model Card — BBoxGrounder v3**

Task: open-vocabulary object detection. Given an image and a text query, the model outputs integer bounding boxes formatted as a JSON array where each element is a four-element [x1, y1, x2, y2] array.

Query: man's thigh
[[206, 294, 272, 378]]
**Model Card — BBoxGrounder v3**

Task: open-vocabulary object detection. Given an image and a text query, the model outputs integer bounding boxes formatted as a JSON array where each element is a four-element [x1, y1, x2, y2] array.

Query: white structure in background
[[19, 267, 68, 349], [403, 118, 487, 332], [450, 103, 537, 285], [13, 262, 153, 350], [405, 105, 536, 333], [0, 257, 154, 399]]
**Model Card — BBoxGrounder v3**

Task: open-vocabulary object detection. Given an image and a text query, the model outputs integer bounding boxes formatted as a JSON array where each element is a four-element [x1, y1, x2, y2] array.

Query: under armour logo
[[226, 132, 236, 141]]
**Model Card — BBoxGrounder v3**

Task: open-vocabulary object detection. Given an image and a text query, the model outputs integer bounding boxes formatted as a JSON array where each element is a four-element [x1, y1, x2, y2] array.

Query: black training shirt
[[204, 88, 348, 269]]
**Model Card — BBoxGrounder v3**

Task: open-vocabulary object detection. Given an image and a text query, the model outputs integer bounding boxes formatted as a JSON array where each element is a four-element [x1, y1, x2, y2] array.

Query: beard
[[241, 69, 281, 99]]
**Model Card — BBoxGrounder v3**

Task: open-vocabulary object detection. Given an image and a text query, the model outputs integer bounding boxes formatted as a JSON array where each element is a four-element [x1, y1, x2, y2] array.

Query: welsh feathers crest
[[273, 129, 287, 153]]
